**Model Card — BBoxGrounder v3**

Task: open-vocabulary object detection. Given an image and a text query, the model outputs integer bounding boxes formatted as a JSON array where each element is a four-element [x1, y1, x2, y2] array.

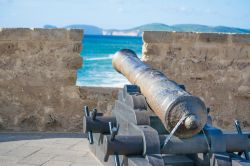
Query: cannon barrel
[[112, 49, 208, 138]]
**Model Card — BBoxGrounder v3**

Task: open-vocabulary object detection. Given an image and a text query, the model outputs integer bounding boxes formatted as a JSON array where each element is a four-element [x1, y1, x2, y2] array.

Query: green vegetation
[[130, 23, 250, 35], [44, 23, 250, 35]]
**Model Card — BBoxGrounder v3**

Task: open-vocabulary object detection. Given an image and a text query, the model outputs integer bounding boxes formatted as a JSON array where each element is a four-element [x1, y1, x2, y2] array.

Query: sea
[[76, 35, 143, 87]]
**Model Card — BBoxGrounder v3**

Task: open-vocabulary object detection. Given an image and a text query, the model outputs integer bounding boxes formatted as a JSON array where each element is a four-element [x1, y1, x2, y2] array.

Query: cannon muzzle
[[112, 49, 207, 138]]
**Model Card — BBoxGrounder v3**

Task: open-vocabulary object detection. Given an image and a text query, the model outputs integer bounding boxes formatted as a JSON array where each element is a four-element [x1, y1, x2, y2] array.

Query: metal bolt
[[114, 154, 120, 166], [234, 120, 242, 134], [84, 106, 93, 144], [88, 132, 93, 144], [206, 107, 210, 114], [106, 122, 120, 166], [109, 122, 113, 133], [109, 122, 119, 141], [84, 106, 90, 117], [91, 108, 97, 120], [179, 84, 186, 91]]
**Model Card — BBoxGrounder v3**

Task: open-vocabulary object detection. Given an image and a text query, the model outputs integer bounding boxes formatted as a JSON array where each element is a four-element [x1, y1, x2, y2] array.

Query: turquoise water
[[77, 35, 143, 87]]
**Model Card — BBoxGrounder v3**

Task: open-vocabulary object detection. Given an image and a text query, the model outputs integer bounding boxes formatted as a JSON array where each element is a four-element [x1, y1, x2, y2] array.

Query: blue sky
[[0, 0, 250, 29]]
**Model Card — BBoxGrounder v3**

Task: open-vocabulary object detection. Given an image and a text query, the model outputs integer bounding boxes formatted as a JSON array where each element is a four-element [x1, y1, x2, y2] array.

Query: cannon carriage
[[83, 49, 250, 166]]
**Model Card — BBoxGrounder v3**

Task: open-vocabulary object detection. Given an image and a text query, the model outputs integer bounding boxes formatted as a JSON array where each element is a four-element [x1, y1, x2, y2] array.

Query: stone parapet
[[0, 28, 119, 131], [0, 28, 83, 41], [142, 31, 250, 130]]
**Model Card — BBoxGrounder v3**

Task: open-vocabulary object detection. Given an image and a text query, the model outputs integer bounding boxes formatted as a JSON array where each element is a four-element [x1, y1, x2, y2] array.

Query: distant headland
[[44, 23, 250, 36]]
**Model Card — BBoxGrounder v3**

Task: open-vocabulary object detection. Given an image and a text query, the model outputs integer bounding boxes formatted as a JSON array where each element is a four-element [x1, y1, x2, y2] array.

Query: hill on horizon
[[44, 23, 250, 36]]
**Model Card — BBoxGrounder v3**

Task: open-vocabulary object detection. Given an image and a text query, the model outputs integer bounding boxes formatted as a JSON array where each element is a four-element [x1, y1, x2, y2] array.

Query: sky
[[0, 0, 250, 29]]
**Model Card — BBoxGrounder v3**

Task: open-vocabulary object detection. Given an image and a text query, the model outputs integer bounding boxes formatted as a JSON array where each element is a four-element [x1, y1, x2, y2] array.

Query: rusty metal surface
[[112, 49, 207, 138]]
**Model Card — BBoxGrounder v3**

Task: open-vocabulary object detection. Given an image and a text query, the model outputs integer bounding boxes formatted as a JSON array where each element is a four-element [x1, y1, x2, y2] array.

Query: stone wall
[[142, 31, 250, 130], [0, 28, 119, 131], [2, 29, 249, 132]]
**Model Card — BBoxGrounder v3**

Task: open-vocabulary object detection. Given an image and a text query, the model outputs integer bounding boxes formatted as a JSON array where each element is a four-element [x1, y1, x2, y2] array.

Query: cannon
[[83, 49, 250, 166]]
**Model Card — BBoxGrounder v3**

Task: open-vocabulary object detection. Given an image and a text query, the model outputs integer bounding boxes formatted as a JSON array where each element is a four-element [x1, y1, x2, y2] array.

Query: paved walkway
[[0, 133, 101, 166]]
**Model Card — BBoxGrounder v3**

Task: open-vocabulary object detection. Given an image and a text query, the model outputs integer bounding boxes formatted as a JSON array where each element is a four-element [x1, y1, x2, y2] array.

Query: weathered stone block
[[198, 33, 228, 43], [0, 28, 86, 131], [143, 31, 174, 43], [79, 87, 120, 114], [0, 28, 122, 131], [231, 34, 250, 45], [0, 28, 31, 41], [32, 28, 68, 41], [68, 29, 84, 41], [143, 31, 198, 43], [0, 41, 18, 55], [64, 56, 83, 70]]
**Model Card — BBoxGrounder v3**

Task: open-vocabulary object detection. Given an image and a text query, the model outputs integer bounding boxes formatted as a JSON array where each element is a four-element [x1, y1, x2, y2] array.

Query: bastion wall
[[0, 28, 119, 131], [142, 31, 250, 130], [0, 29, 249, 131]]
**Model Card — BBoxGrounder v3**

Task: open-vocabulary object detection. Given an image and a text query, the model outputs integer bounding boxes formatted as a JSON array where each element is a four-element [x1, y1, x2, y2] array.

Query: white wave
[[76, 81, 130, 88], [85, 53, 141, 61], [76, 71, 130, 88], [85, 54, 114, 61], [137, 53, 142, 58]]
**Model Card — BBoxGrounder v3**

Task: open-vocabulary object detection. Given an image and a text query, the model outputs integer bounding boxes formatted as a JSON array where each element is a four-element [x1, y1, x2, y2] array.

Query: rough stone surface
[[3, 28, 248, 132], [0, 28, 119, 132], [79, 87, 120, 115], [142, 31, 250, 130]]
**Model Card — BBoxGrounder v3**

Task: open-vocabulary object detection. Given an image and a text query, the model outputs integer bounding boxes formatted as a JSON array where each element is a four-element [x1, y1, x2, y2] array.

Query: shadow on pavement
[[0, 132, 87, 142]]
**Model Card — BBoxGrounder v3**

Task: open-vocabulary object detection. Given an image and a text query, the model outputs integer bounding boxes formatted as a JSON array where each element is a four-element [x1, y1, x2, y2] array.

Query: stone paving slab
[[0, 133, 101, 166]]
